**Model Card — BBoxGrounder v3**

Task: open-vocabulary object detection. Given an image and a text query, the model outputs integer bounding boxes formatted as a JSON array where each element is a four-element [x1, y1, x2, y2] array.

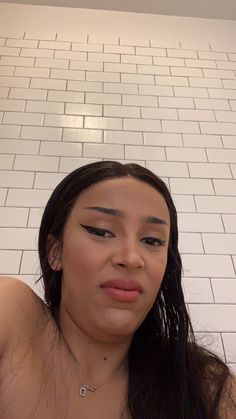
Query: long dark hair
[[37, 161, 233, 419]]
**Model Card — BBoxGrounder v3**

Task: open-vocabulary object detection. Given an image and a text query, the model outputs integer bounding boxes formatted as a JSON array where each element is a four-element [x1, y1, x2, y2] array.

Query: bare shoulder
[[0, 276, 50, 359], [219, 372, 236, 418]]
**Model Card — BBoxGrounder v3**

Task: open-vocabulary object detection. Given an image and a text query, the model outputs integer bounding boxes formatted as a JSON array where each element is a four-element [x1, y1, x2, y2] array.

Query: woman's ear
[[47, 234, 63, 271]]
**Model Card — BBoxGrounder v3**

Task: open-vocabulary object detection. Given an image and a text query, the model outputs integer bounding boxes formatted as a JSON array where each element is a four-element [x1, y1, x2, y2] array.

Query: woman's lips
[[100, 278, 143, 302]]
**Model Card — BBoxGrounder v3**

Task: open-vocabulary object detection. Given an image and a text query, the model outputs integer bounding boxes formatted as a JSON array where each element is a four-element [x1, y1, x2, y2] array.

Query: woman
[[0, 160, 235, 418]]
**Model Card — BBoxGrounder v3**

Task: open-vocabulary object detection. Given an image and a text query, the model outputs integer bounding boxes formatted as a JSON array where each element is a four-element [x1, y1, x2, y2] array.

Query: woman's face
[[55, 177, 170, 342]]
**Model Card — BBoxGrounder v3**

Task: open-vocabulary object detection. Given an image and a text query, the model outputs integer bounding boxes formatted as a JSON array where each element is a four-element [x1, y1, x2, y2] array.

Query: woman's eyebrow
[[83, 206, 169, 226]]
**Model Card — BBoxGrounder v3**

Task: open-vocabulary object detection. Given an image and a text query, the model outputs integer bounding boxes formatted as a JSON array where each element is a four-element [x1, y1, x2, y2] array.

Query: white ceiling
[[3, 0, 236, 20]]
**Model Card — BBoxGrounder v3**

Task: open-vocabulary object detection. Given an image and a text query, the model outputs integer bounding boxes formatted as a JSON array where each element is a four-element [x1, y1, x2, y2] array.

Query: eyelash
[[80, 224, 166, 247]]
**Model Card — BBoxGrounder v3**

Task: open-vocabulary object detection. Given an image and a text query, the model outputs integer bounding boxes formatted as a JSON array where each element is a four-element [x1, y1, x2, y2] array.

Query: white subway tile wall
[[0, 30, 235, 369]]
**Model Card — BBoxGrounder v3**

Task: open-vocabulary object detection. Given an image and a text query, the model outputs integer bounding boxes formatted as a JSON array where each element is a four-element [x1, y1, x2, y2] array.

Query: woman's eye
[[80, 224, 114, 238], [141, 237, 166, 247]]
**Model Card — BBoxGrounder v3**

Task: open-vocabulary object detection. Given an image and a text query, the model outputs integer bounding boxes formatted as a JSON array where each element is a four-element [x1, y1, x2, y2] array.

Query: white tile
[[15, 67, 50, 78], [141, 107, 178, 120], [67, 80, 102, 93], [170, 178, 214, 195], [215, 111, 236, 123], [125, 145, 165, 161], [0, 207, 28, 227], [230, 101, 236, 111], [31, 78, 66, 90], [183, 134, 222, 148], [0, 170, 34, 187], [182, 277, 213, 303], [213, 180, 236, 196], [209, 89, 236, 100], [179, 109, 215, 122], [6, 189, 51, 207], [40, 141, 82, 157], [124, 119, 161, 132], [83, 143, 124, 159], [0, 124, 20, 138], [86, 72, 120, 83], [62, 128, 102, 143], [207, 149, 236, 163], [186, 59, 217, 69], [34, 172, 66, 189], [166, 147, 206, 162], [120, 37, 150, 47], [6, 39, 38, 48], [70, 61, 103, 72], [202, 233, 236, 254], [182, 254, 235, 277], [178, 213, 224, 233], [50, 69, 85, 81], [104, 45, 135, 55], [104, 131, 142, 145], [0, 66, 14, 76], [137, 66, 170, 76], [121, 74, 155, 84], [217, 61, 236, 71], [0, 46, 20, 56], [179, 232, 204, 253], [167, 49, 197, 59], [0, 155, 14, 169], [162, 121, 200, 134], [196, 196, 236, 213], [21, 48, 54, 58], [189, 163, 232, 178], [222, 333, 236, 363], [65, 103, 102, 116], [231, 165, 236, 178], [139, 85, 173, 97], [54, 50, 86, 60], [21, 126, 62, 141], [35, 58, 69, 69], [171, 67, 203, 77], [44, 114, 83, 128], [59, 157, 98, 173], [0, 228, 38, 250], [212, 280, 236, 304], [72, 43, 103, 52], [0, 139, 39, 155], [172, 194, 196, 212], [151, 39, 179, 48], [155, 75, 189, 87], [88, 52, 120, 63], [144, 133, 182, 147], [159, 97, 194, 109], [0, 189, 7, 205], [28, 208, 44, 228], [25, 31, 56, 41], [3, 112, 43, 126], [222, 215, 236, 233], [174, 87, 208, 98], [104, 63, 136, 74], [88, 35, 118, 45], [123, 95, 157, 107], [201, 122, 236, 136], [9, 88, 47, 100], [189, 77, 222, 88], [121, 54, 151, 65], [48, 90, 84, 103], [14, 155, 59, 172], [222, 136, 236, 148], [86, 92, 121, 105], [0, 87, 9, 98], [0, 250, 21, 274], [153, 57, 185, 67], [84, 117, 122, 130], [0, 76, 30, 88], [1, 56, 34, 67], [20, 250, 40, 275], [203, 69, 235, 79], [0, 38, 5, 47], [188, 304, 236, 332], [39, 40, 71, 50], [0, 99, 25, 111], [194, 98, 230, 110], [147, 161, 188, 177], [104, 105, 139, 118], [26, 100, 64, 114], [199, 51, 228, 60], [103, 83, 138, 94]]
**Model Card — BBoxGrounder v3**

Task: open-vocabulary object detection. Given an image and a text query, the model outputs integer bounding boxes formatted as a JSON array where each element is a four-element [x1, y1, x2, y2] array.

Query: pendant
[[79, 385, 96, 397]]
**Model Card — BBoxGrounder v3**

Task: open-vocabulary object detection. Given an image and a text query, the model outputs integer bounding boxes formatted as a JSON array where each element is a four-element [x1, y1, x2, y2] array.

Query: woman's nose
[[111, 240, 144, 270]]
